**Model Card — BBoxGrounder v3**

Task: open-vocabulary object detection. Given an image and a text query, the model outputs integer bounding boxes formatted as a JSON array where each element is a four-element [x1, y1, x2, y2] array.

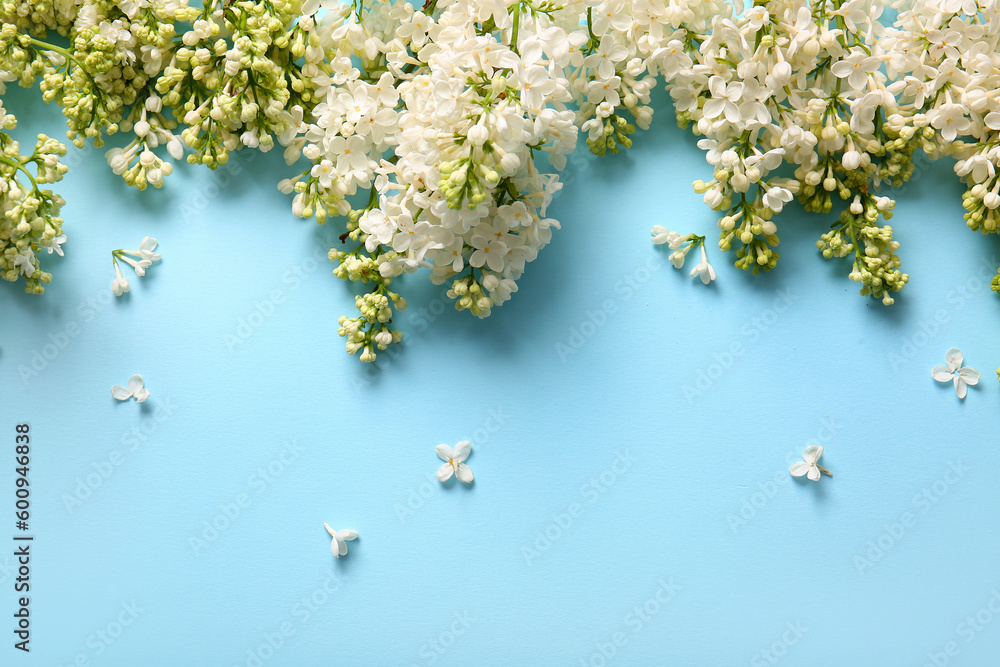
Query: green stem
[[29, 37, 101, 91], [29, 38, 76, 63], [510, 2, 521, 54], [0, 155, 38, 189]]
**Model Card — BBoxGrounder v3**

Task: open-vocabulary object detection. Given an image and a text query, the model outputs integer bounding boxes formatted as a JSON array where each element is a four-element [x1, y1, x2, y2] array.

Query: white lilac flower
[[136, 236, 161, 261], [669, 245, 694, 269], [436, 441, 473, 483], [762, 187, 793, 213], [17, 0, 1000, 360], [120, 255, 152, 276], [111, 374, 150, 402], [651, 226, 692, 248], [689, 245, 717, 285], [932, 348, 980, 399], [13, 248, 35, 277], [323, 523, 358, 558], [830, 50, 881, 90], [111, 237, 161, 293], [790, 446, 832, 482], [44, 235, 67, 256], [111, 263, 130, 296]]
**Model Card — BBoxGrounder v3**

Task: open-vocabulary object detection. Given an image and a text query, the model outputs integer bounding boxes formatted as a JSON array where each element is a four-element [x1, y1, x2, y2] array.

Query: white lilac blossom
[[111, 263, 130, 297], [932, 348, 980, 400], [0, 121, 67, 294], [110, 236, 161, 295], [323, 523, 357, 558], [789, 446, 832, 482], [44, 235, 66, 256], [111, 374, 149, 402], [278, 0, 738, 360], [665, 0, 912, 305], [689, 245, 717, 286], [436, 441, 473, 484], [9, 0, 1000, 357], [653, 227, 714, 284]]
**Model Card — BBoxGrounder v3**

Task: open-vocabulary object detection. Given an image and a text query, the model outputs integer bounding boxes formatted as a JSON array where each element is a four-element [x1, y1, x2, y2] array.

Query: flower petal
[[133, 388, 150, 403], [955, 377, 968, 399], [453, 440, 472, 462], [337, 529, 358, 542], [959, 367, 980, 385], [127, 374, 144, 395], [437, 462, 454, 482], [803, 445, 823, 464], [932, 365, 955, 383], [435, 444, 454, 462], [455, 463, 474, 483], [945, 348, 963, 371], [789, 461, 810, 477], [331, 539, 340, 557], [110, 385, 131, 401], [806, 465, 821, 482], [338, 539, 349, 556]]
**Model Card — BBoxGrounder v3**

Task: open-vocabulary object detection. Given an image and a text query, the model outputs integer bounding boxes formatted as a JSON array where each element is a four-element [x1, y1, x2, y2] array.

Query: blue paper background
[[2, 85, 1000, 667]]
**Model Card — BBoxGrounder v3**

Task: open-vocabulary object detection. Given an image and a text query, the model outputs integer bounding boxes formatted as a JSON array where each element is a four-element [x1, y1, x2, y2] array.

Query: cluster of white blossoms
[[291, 0, 741, 359], [658, 0, 918, 304], [10, 0, 1000, 356], [0, 93, 67, 294]]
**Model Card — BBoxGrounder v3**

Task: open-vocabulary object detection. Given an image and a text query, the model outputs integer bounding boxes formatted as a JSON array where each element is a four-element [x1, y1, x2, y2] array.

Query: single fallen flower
[[789, 446, 832, 482], [436, 440, 473, 483], [111, 237, 161, 296], [111, 374, 149, 403], [324, 523, 358, 558], [932, 348, 980, 399]]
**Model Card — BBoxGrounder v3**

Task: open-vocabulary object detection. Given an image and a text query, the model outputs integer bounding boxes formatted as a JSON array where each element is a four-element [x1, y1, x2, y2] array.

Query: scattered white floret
[[436, 440, 474, 483], [932, 348, 980, 399], [324, 523, 358, 558], [111, 237, 161, 296], [111, 374, 150, 403], [790, 445, 832, 482]]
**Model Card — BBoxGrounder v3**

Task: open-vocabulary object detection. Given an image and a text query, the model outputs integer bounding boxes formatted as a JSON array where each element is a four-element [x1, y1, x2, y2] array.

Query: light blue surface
[[3, 84, 1000, 667]]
